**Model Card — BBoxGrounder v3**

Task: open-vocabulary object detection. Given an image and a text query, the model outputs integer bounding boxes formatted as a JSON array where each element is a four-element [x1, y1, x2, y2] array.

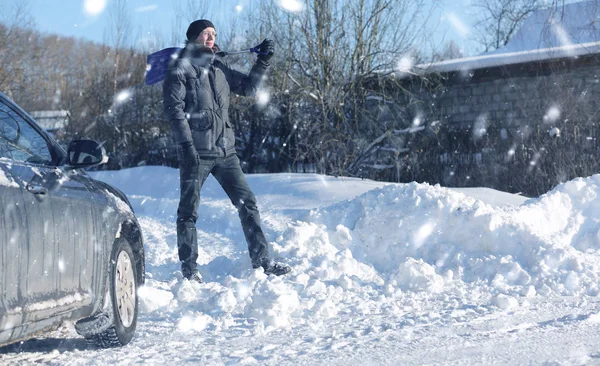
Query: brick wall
[[401, 55, 600, 132], [364, 54, 600, 196]]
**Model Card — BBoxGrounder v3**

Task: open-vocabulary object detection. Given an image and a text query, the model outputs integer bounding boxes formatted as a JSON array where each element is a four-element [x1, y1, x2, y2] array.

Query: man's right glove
[[257, 39, 274, 62], [178, 141, 199, 167]]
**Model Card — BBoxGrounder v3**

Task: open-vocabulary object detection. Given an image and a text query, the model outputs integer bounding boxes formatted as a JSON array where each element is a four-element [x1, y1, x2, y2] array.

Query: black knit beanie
[[186, 19, 215, 41]]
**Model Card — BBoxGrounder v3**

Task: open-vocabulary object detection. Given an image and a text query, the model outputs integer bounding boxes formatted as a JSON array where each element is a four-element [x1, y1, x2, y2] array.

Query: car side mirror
[[67, 139, 108, 169]]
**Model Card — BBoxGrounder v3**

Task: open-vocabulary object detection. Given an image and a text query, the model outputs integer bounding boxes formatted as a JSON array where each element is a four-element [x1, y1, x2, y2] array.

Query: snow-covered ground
[[4, 166, 600, 365]]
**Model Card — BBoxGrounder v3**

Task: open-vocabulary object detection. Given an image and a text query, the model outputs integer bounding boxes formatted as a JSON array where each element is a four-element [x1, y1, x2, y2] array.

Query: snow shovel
[[145, 45, 268, 85]]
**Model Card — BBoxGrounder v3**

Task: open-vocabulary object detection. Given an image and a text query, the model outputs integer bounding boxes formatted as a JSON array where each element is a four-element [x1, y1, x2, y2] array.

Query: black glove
[[178, 141, 199, 167], [257, 39, 274, 62]]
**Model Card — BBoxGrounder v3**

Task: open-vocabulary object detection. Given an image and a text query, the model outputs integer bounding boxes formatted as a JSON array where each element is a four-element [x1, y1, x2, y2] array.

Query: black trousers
[[177, 154, 269, 276]]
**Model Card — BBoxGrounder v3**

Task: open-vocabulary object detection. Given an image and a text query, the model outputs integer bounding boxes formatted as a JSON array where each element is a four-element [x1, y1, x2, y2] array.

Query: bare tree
[[432, 40, 464, 62], [472, 0, 544, 52], [106, 0, 132, 94], [472, 0, 597, 53], [0, 0, 36, 97], [252, 0, 440, 175]]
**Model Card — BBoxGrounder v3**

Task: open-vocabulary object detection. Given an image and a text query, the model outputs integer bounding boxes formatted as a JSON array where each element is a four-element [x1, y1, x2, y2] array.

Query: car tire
[[85, 238, 139, 348]]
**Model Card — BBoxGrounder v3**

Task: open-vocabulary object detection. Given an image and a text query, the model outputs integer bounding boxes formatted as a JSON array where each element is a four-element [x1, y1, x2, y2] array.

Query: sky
[[21, 0, 479, 55], [2, 167, 600, 364]]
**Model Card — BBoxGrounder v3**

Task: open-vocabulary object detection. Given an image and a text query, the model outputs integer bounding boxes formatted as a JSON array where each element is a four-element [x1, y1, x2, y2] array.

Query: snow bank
[[308, 179, 600, 299], [90, 168, 600, 335]]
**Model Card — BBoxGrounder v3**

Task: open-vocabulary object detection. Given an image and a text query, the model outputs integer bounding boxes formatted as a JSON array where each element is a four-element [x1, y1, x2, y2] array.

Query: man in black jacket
[[163, 19, 291, 283]]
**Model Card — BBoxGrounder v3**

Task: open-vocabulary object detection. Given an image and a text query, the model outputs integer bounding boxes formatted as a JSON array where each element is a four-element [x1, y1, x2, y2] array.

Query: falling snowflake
[[397, 56, 414, 72], [413, 222, 434, 249], [472, 114, 488, 139], [115, 89, 131, 104], [544, 106, 561, 123], [446, 12, 470, 37], [413, 116, 422, 127], [257, 90, 270, 107], [58, 259, 65, 273]]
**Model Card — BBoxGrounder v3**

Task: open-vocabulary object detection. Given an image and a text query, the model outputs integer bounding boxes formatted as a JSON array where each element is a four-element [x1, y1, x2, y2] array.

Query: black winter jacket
[[163, 42, 269, 157]]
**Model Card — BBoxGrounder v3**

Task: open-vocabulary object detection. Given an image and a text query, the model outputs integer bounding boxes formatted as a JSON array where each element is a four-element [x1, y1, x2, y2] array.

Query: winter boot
[[253, 260, 291, 276], [183, 271, 203, 284]]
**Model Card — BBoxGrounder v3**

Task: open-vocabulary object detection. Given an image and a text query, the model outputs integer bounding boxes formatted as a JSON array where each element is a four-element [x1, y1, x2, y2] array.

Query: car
[[0, 91, 145, 348]]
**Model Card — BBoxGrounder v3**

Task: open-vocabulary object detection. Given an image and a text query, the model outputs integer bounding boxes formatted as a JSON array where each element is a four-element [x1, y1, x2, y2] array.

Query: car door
[[0, 100, 95, 324], [0, 103, 59, 334], [0, 159, 33, 340]]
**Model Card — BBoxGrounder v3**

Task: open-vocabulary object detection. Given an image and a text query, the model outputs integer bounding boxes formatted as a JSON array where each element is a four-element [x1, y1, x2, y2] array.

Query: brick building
[[365, 1, 600, 196]]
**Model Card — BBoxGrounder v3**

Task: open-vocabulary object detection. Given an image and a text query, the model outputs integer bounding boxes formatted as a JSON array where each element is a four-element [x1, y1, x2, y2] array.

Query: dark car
[[0, 92, 145, 348]]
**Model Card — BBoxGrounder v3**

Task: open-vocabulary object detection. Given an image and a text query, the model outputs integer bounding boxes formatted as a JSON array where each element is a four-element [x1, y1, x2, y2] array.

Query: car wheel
[[85, 238, 139, 348]]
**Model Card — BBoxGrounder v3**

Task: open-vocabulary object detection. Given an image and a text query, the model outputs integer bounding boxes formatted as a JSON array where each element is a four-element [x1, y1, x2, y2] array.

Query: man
[[163, 19, 291, 283]]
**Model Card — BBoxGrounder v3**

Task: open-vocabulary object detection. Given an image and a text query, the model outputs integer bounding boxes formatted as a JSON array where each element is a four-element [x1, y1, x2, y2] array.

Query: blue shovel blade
[[145, 47, 182, 85]]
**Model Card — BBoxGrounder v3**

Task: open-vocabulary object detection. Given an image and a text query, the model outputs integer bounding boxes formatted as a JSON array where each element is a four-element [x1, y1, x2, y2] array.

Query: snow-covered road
[[3, 167, 600, 365]]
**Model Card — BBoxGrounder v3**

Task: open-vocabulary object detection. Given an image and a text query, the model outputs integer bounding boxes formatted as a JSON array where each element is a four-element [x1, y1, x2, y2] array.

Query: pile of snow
[[88, 167, 600, 337]]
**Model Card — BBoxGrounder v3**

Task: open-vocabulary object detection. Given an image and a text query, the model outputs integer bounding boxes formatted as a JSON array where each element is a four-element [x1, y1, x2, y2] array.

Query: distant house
[[363, 0, 600, 196], [30, 110, 70, 132]]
